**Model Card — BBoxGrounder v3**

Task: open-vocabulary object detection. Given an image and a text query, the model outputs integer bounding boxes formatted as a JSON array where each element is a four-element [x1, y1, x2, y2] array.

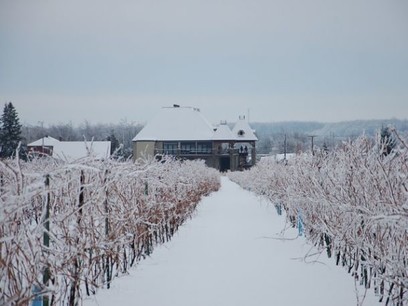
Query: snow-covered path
[[84, 177, 377, 306]]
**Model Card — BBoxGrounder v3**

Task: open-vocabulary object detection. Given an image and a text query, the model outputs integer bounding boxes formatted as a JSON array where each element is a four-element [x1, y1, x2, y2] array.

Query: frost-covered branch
[[229, 132, 408, 305], [0, 156, 220, 305]]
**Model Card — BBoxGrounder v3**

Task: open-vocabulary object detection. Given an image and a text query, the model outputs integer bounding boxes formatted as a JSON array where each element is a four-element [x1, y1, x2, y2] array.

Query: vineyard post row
[[228, 130, 408, 306], [0, 157, 220, 305]]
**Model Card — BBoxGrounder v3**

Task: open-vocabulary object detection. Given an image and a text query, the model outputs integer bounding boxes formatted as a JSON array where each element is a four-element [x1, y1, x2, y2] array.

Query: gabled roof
[[232, 117, 258, 141], [28, 136, 60, 146], [212, 123, 235, 141], [28, 137, 111, 161], [133, 106, 215, 141]]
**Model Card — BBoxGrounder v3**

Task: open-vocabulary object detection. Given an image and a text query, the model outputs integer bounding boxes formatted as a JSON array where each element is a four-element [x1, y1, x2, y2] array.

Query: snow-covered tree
[[0, 102, 22, 158], [107, 130, 120, 156], [380, 126, 396, 156]]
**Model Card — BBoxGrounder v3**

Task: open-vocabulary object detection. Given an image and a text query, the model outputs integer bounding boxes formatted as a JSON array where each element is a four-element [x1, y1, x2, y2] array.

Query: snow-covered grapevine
[[229, 129, 408, 306], [0, 156, 220, 305]]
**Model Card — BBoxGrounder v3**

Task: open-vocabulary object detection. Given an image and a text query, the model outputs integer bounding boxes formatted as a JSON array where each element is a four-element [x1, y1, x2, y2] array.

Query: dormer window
[[238, 130, 245, 137]]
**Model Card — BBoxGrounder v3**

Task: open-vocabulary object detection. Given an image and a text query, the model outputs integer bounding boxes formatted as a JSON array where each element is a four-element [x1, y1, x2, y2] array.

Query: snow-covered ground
[[83, 177, 378, 306]]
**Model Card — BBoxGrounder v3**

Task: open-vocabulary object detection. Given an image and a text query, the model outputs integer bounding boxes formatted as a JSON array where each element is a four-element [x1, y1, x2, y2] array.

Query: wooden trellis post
[[43, 174, 51, 306], [69, 170, 85, 306], [104, 170, 110, 237]]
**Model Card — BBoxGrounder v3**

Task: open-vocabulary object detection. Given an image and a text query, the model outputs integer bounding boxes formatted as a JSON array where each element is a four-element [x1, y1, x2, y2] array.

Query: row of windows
[[163, 142, 212, 155]]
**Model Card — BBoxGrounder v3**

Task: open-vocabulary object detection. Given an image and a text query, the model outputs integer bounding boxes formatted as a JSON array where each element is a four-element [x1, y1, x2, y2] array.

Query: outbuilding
[[28, 136, 111, 161]]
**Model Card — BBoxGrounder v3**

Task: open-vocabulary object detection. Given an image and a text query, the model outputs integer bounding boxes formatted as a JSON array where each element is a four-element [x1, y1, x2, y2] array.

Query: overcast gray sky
[[1, 0, 407, 126]]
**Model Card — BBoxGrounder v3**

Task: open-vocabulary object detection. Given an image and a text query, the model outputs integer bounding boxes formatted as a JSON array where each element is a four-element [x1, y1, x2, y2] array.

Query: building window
[[196, 142, 212, 154], [164, 141, 212, 155], [163, 142, 178, 155], [176, 141, 212, 155], [180, 142, 195, 154], [238, 130, 245, 137]]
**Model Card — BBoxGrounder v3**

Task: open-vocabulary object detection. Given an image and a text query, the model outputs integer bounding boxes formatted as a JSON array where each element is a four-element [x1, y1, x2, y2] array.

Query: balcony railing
[[155, 148, 253, 156]]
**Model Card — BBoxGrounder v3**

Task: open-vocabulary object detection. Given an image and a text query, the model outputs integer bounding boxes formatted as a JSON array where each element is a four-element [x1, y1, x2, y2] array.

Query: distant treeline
[[252, 118, 408, 154]]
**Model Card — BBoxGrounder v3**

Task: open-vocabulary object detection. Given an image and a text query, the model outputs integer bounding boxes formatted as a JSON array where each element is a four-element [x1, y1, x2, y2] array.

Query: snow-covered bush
[[0, 156, 220, 305], [229, 130, 408, 305]]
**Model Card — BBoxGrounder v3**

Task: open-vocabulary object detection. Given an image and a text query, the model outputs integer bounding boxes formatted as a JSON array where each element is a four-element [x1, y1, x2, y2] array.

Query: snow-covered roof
[[260, 153, 296, 162], [28, 136, 60, 146], [212, 123, 235, 141], [28, 137, 111, 161], [133, 106, 215, 141], [232, 117, 258, 141], [53, 141, 111, 160]]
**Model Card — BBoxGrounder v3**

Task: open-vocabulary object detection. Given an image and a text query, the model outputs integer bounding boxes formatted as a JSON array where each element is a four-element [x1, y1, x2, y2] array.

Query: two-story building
[[132, 105, 258, 171]]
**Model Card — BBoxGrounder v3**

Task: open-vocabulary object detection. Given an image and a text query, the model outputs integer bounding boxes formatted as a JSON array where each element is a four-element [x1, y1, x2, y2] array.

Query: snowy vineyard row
[[229, 131, 408, 306], [0, 157, 220, 305]]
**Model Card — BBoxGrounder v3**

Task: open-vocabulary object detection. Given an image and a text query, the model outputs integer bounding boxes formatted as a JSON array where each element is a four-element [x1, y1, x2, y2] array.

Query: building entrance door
[[219, 157, 230, 172]]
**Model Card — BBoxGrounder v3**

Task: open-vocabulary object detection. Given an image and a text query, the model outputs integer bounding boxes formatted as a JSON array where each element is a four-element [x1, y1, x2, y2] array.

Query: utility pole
[[284, 134, 287, 161], [38, 121, 44, 155], [309, 135, 317, 156]]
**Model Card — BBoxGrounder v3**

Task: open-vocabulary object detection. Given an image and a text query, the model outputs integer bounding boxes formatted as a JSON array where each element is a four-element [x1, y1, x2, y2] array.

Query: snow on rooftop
[[53, 141, 111, 161], [133, 107, 259, 143], [28, 137, 111, 161], [28, 136, 60, 146], [232, 116, 258, 141], [133, 106, 215, 142], [260, 153, 297, 162], [212, 123, 235, 141]]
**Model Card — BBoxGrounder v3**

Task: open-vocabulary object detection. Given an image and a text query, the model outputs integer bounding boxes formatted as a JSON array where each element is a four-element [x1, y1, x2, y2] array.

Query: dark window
[[196, 142, 212, 154], [163, 142, 178, 155], [165, 141, 212, 155], [180, 142, 195, 154]]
